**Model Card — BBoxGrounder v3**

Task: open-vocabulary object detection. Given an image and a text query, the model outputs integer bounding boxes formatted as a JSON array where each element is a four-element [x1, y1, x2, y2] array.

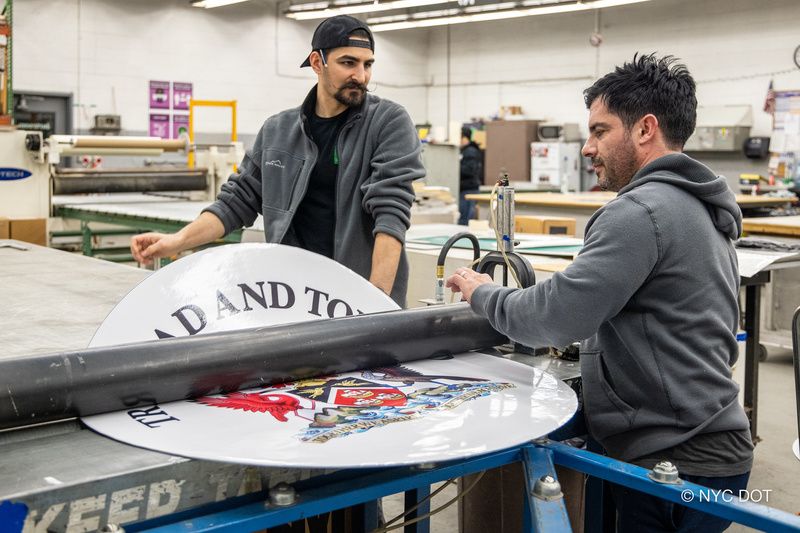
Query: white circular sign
[[90, 243, 398, 346], [82, 244, 577, 467]]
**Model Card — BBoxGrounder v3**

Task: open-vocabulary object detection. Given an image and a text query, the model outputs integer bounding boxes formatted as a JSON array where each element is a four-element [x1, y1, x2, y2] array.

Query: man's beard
[[334, 81, 368, 107], [593, 134, 638, 192]]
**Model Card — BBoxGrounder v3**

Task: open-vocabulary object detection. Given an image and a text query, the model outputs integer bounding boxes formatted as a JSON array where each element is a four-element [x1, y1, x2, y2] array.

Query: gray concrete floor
[[383, 345, 800, 532], [383, 481, 460, 532], [729, 345, 800, 532]]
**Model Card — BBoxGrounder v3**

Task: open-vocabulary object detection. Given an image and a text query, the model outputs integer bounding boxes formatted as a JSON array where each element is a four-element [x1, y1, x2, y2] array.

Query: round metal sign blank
[[82, 244, 577, 468]]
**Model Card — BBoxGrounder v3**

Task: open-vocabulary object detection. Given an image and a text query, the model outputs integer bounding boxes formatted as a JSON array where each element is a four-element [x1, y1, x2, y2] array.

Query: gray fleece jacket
[[472, 153, 749, 462], [203, 87, 425, 306]]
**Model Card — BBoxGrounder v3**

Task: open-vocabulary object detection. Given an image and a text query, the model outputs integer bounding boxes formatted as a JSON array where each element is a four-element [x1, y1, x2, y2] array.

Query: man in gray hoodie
[[131, 16, 424, 306], [447, 54, 752, 532]]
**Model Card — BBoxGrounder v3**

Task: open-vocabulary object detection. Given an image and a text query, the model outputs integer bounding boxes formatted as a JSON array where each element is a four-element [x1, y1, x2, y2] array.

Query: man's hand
[[445, 267, 494, 303], [131, 232, 184, 264], [130, 212, 226, 265]]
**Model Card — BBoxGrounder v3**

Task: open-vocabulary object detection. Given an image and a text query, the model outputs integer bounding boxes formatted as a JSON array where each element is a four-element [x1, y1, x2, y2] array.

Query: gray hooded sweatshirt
[[203, 87, 425, 306], [472, 153, 749, 462]]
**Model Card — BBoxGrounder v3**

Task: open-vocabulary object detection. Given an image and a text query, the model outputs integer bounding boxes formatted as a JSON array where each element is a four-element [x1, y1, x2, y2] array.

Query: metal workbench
[[51, 195, 265, 258], [3, 242, 798, 532]]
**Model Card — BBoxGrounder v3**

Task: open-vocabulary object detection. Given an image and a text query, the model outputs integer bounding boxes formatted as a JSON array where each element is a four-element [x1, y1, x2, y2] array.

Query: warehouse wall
[[424, 0, 800, 139], [12, 0, 429, 140], [14, 0, 800, 151]]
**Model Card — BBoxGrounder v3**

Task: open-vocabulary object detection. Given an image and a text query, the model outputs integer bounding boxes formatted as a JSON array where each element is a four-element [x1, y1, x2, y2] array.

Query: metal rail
[[119, 441, 800, 533]]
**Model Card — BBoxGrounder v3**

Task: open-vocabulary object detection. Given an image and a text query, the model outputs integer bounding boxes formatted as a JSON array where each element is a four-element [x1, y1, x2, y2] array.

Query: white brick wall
[[14, 0, 800, 139], [13, 0, 428, 136], [422, 0, 800, 137]]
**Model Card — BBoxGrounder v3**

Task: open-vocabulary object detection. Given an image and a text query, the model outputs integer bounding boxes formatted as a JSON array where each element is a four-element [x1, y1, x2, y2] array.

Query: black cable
[[437, 231, 481, 269]]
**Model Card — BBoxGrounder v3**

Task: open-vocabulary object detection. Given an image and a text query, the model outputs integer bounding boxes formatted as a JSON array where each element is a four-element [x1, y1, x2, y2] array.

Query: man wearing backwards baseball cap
[[131, 15, 424, 306]]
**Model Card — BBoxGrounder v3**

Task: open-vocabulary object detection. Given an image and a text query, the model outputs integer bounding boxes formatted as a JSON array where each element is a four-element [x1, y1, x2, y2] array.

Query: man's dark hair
[[461, 126, 472, 140], [348, 28, 371, 40], [583, 53, 697, 149]]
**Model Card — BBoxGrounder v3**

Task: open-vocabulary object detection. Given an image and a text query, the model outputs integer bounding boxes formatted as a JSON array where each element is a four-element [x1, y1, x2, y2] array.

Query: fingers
[[446, 267, 474, 291], [446, 268, 497, 303], [144, 239, 164, 259], [131, 233, 162, 264], [445, 271, 466, 291], [445, 276, 462, 291], [130, 236, 148, 264]]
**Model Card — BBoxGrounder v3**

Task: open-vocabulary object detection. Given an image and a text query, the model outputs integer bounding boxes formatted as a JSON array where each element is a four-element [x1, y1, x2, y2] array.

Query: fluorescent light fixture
[[403, 8, 460, 20], [463, 1, 517, 13], [368, 0, 654, 31], [286, 0, 452, 20], [288, 1, 329, 10], [192, 0, 251, 8]]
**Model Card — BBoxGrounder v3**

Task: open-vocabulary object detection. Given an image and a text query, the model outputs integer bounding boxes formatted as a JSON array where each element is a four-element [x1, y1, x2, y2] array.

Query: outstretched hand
[[445, 267, 494, 303], [130, 232, 184, 265]]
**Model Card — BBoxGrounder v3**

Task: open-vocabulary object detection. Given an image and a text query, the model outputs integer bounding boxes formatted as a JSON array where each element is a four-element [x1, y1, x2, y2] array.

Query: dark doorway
[[14, 91, 73, 138]]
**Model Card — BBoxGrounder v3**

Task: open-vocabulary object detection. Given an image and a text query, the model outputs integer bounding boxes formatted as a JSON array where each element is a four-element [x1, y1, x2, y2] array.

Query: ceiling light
[[463, 2, 516, 13], [368, 13, 414, 23], [286, 0, 453, 20], [289, 1, 329, 10], [192, 0, 252, 8], [368, 0, 654, 31], [409, 8, 460, 19]]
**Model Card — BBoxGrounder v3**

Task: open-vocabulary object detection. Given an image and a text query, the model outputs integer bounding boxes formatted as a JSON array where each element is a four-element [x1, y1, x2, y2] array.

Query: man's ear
[[637, 114, 659, 145], [309, 51, 325, 75]]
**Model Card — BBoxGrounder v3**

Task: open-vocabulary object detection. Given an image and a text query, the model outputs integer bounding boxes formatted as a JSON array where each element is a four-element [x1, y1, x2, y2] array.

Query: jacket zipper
[[332, 114, 360, 260], [295, 116, 318, 216]]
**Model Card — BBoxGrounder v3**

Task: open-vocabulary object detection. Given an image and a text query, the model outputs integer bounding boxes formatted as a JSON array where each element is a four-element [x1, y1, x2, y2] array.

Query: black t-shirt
[[291, 109, 349, 258]]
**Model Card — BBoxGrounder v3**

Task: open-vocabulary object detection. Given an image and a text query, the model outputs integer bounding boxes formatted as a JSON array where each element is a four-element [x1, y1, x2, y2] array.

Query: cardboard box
[[10, 218, 47, 246], [471, 130, 487, 150], [515, 215, 576, 236], [484, 120, 540, 185], [0, 217, 9, 239]]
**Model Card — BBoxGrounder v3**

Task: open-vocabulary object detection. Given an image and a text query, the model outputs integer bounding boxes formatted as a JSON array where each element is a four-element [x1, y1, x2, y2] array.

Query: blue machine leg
[[583, 438, 615, 533], [0, 501, 27, 533], [351, 500, 380, 532], [521, 445, 572, 532], [403, 485, 431, 533]]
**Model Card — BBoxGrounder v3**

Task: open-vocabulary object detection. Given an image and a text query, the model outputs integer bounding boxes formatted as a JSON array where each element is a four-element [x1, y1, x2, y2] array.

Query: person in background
[[458, 126, 483, 225], [130, 15, 425, 307], [447, 54, 752, 532]]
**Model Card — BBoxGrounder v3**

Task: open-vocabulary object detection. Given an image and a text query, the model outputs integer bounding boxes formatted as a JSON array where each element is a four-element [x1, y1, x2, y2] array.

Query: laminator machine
[[0, 128, 243, 246]]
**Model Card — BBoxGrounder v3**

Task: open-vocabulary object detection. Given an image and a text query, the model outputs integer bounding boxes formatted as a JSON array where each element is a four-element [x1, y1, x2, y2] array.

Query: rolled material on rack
[[55, 166, 202, 176], [52, 135, 188, 152], [52, 171, 208, 194], [0, 304, 507, 431], [57, 148, 172, 158]]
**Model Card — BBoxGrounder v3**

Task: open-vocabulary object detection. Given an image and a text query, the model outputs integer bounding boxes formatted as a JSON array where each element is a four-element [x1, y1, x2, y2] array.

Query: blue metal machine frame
[[121, 439, 800, 533]]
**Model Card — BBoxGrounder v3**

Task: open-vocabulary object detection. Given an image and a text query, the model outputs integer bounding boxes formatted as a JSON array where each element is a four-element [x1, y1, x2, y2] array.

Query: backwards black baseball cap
[[300, 15, 375, 68]]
